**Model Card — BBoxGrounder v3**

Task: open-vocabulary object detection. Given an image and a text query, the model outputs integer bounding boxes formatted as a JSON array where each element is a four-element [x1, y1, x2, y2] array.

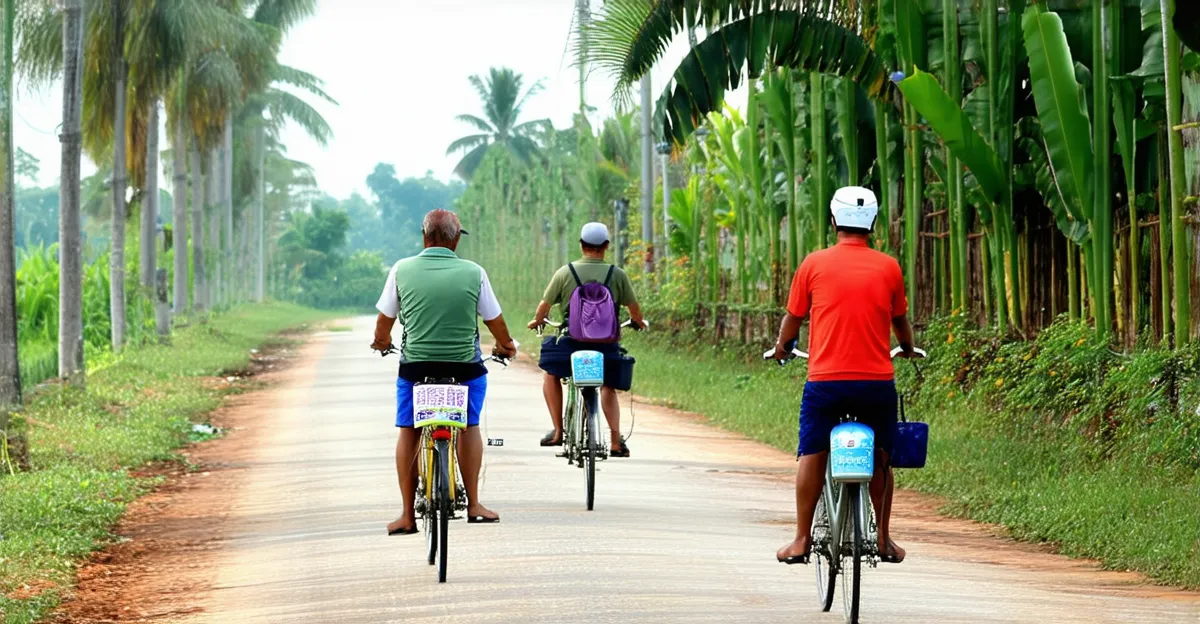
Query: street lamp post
[[655, 141, 672, 282], [614, 197, 629, 267]]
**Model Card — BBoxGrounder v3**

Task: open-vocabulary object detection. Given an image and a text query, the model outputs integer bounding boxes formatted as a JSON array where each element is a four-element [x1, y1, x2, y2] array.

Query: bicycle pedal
[[487, 438, 504, 446]]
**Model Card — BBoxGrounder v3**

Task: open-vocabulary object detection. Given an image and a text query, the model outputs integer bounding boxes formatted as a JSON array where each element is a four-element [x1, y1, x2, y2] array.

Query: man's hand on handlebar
[[526, 318, 545, 331], [493, 340, 519, 359], [890, 345, 928, 359]]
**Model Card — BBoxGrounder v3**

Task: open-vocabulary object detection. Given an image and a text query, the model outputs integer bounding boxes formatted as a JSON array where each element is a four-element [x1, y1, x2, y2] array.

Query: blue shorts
[[798, 380, 898, 457], [395, 376, 487, 428]]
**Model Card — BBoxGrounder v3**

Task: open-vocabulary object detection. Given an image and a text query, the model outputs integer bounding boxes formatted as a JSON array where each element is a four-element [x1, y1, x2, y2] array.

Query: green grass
[[0, 302, 334, 623], [616, 330, 1200, 588]]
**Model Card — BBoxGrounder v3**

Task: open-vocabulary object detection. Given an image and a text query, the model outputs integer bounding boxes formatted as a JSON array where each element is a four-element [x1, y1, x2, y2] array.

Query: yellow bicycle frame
[[418, 427, 459, 504]]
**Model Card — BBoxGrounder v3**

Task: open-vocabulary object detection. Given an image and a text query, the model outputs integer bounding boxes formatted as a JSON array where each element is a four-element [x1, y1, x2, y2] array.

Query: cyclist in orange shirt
[[769, 186, 916, 565]]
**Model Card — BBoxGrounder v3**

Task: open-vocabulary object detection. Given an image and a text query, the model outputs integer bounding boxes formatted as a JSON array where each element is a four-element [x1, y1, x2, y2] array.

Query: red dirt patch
[[48, 340, 321, 624]]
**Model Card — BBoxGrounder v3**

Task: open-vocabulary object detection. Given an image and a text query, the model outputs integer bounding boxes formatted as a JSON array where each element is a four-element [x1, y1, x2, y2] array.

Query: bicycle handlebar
[[528, 319, 649, 336], [761, 345, 926, 366], [376, 341, 520, 366]]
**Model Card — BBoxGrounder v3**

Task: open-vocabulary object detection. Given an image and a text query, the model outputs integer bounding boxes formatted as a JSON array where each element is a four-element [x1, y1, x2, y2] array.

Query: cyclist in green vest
[[371, 209, 518, 535]]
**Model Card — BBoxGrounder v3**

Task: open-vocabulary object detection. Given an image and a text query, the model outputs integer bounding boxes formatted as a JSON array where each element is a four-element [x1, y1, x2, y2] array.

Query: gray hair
[[422, 209, 461, 245]]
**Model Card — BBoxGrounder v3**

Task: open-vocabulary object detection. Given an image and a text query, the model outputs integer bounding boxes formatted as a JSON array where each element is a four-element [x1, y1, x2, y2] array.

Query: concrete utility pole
[[640, 75, 654, 274]]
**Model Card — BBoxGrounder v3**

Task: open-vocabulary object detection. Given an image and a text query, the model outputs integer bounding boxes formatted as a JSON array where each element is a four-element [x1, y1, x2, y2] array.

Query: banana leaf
[[1021, 3, 1094, 223], [1131, 0, 1164, 79], [1017, 118, 1091, 245], [896, 69, 1006, 203], [656, 9, 895, 144]]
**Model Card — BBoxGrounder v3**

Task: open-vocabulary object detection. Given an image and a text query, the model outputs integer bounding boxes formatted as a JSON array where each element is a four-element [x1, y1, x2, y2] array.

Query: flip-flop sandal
[[387, 525, 419, 536], [777, 552, 811, 565], [609, 445, 630, 458], [879, 540, 905, 563], [540, 431, 563, 447], [467, 515, 500, 524], [777, 541, 812, 565]]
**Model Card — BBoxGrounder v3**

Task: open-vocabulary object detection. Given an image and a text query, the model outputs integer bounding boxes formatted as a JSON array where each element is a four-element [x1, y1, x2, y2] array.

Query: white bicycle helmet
[[830, 186, 879, 232]]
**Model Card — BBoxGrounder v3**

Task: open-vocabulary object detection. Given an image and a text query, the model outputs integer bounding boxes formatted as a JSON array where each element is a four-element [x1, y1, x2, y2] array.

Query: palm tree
[[446, 67, 547, 179], [59, 0, 85, 381], [1, 0, 20, 427], [241, 0, 323, 301]]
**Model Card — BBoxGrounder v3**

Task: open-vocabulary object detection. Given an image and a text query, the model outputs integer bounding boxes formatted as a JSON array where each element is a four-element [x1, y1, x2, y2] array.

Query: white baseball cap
[[580, 222, 610, 246]]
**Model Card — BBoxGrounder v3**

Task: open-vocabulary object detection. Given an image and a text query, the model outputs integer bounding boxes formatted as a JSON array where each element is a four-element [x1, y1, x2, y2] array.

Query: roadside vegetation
[[0, 302, 333, 624]]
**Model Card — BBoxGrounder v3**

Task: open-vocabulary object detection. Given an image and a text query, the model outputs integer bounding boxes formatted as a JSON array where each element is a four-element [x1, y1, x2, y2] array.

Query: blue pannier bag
[[891, 395, 928, 469]]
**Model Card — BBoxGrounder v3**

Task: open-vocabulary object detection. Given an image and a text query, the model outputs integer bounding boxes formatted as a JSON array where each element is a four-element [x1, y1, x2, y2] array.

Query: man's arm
[[891, 314, 916, 357], [484, 315, 518, 358], [528, 300, 553, 329], [626, 301, 645, 328], [372, 313, 396, 351], [771, 312, 805, 360]]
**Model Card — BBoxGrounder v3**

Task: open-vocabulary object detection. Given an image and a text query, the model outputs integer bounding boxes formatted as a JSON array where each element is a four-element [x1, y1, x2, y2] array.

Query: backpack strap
[[567, 263, 584, 288], [603, 264, 615, 288]]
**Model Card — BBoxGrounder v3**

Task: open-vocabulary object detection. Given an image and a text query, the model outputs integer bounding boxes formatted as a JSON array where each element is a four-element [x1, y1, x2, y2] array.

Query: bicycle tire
[[841, 483, 863, 624], [583, 389, 597, 511], [813, 495, 837, 612], [436, 439, 451, 583], [564, 385, 578, 465], [423, 445, 436, 566]]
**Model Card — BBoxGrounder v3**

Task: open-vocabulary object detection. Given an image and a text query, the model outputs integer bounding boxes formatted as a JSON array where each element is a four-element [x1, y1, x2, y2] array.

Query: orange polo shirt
[[786, 239, 908, 381]]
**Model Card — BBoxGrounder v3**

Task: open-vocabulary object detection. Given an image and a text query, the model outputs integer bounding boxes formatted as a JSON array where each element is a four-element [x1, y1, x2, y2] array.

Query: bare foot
[[880, 538, 906, 563], [387, 516, 417, 535], [467, 504, 499, 522], [776, 536, 812, 562]]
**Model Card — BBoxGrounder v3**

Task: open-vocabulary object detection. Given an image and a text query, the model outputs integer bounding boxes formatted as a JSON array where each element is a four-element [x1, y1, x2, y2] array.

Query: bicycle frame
[[419, 427, 459, 506], [560, 379, 604, 464], [817, 460, 876, 567]]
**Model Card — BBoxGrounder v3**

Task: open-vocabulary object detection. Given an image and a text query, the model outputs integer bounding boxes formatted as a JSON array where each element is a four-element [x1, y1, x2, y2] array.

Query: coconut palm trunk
[[208, 148, 221, 308], [140, 101, 160, 293], [172, 112, 188, 314], [58, 0, 85, 380], [254, 123, 265, 302], [0, 0, 19, 419], [109, 0, 128, 352], [189, 143, 206, 313], [222, 114, 233, 304]]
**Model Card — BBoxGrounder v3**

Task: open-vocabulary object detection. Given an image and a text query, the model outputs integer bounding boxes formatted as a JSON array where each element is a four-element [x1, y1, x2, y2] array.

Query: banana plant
[[758, 68, 800, 267]]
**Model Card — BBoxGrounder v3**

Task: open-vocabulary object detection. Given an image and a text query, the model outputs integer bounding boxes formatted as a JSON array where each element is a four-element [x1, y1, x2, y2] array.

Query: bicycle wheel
[[813, 494, 837, 612], [582, 388, 598, 511], [563, 384, 578, 464], [841, 483, 863, 624], [423, 443, 437, 566], [436, 439, 451, 583]]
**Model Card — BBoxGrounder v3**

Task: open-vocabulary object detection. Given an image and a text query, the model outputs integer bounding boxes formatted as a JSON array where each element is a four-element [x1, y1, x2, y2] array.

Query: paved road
[[187, 317, 1200, 623]]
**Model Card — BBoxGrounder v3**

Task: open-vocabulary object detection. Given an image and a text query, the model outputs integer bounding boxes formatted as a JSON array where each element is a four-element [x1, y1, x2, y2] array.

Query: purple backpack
[[567, 263, 620, 343]]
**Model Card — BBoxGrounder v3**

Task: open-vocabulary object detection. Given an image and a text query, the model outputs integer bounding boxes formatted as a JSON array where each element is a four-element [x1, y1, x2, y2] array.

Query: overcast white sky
[[13, 0, 727, 200]]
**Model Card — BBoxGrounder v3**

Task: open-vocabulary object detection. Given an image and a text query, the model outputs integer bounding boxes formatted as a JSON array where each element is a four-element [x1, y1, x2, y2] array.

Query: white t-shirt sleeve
[[477, 268, 502, 321], [375, 263, 400, 318]]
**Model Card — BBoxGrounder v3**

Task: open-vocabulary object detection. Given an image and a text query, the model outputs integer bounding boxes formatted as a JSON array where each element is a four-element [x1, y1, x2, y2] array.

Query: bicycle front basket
[[413, 384, 469, 429]]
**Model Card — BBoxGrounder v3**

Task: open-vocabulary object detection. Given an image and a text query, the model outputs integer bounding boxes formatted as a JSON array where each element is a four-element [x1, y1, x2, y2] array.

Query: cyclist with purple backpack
[[528, 223, 645, 456]]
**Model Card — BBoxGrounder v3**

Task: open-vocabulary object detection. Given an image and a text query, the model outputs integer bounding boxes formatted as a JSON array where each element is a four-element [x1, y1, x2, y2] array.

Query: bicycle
[[763, 344, 925, 623], [381, 345, 514, 583], [532, 319, 646, 510]]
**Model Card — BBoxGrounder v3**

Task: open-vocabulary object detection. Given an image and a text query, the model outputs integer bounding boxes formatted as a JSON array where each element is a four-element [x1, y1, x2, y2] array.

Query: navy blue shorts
[[537, 336, 622, 381], [798, 380, 898, 457]]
